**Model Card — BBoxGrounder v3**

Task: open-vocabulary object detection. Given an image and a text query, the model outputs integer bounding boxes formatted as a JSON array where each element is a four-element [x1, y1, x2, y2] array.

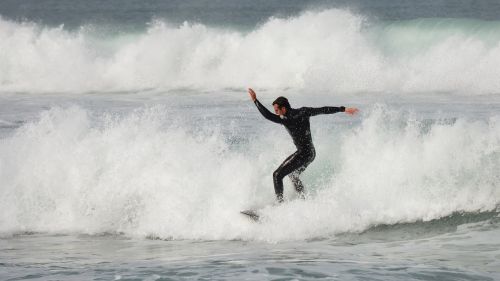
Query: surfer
[[248, 88, 358, 203]]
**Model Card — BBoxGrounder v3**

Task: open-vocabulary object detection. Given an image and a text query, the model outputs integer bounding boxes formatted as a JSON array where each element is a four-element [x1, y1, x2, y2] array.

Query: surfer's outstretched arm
[[302, 106, 359, 117], [248, 88, 282, 124]]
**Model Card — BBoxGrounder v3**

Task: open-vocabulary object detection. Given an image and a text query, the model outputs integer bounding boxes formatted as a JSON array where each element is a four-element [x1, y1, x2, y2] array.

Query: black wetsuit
[[254, 99, 345, 202]]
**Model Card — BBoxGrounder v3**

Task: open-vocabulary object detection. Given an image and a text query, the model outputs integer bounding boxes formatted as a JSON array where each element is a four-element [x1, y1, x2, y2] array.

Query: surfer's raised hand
[[345, 107, 359, 115], [248, 88, 257, 101]]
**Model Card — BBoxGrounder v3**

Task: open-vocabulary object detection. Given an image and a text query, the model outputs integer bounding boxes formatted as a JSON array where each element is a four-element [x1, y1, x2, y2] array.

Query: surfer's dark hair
[[272, 96, 290, 109]]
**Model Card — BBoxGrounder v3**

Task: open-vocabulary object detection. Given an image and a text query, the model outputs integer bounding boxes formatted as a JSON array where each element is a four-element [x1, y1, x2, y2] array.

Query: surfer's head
[[272, 96, 290, 115]]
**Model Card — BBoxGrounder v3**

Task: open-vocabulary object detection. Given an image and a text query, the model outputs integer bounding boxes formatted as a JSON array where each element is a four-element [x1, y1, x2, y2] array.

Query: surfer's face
[[273, 104, 287, 115]]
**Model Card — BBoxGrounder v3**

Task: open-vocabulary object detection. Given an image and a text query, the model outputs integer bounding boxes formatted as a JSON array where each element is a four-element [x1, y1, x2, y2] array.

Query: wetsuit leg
[[289, 167, 306, 197], [289, 150, 315, 198], [273, 151, 314, 202]]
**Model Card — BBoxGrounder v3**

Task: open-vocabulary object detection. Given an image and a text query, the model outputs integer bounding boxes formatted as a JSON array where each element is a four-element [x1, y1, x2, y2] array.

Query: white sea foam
[[0, 105, 498, 241], [1, 9, 500, 94]]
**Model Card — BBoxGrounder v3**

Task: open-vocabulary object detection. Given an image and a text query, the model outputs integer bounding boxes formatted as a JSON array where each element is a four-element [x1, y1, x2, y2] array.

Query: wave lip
[[1, 9, 500, 94]]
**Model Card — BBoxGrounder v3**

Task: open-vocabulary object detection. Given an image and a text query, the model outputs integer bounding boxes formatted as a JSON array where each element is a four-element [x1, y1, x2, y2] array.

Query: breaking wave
[[1, 9, 500, 94], [0, 105, 498, 241]]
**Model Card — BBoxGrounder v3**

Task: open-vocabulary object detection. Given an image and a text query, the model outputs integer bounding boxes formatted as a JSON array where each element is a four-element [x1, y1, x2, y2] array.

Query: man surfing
[[248, 88, 358, 203]]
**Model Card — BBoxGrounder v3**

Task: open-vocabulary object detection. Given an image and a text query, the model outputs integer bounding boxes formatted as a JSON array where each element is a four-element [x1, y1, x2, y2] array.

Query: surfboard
[[240, 209, 260, 222]]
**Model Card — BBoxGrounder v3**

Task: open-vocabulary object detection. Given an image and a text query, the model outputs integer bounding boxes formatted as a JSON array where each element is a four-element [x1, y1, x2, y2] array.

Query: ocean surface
[[1, 1, 500, 280]]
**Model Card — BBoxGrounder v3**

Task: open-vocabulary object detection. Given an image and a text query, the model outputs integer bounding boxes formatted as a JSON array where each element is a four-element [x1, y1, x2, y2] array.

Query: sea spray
[[1, 9, 500, 94], [0, 105, 498, 241]]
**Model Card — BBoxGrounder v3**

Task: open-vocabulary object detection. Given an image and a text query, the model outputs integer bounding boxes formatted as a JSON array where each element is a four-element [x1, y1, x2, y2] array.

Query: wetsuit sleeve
[[302, 106, 346, 117], [254, 99, 282, 124]]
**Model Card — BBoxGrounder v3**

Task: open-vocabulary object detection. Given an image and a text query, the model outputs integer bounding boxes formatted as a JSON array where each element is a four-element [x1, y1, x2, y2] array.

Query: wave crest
[[2, 10, 500, 94]]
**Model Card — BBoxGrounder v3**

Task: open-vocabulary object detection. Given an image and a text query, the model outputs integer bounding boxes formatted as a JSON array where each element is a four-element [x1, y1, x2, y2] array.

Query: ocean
[[0, 1, 499, 280]]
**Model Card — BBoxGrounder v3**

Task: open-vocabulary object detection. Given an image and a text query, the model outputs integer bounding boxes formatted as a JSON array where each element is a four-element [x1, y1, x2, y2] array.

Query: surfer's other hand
[[345, 107, 359, 115], [248, 88, 257, 101]]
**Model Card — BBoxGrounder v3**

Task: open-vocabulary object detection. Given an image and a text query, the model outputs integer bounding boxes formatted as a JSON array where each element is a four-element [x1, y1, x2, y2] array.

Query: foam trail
[[0, 105, 498, 241], [1, 9, 500, 94]]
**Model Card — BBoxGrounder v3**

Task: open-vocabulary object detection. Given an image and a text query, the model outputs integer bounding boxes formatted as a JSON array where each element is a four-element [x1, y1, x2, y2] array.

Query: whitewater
[[1, 2, 500, 280], [2, 9, 500, 94]]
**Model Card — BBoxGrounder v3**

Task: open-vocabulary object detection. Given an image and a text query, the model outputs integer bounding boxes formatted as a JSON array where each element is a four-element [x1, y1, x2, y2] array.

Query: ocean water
[[1, 1, 500, 280]]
